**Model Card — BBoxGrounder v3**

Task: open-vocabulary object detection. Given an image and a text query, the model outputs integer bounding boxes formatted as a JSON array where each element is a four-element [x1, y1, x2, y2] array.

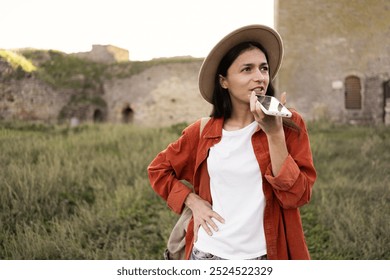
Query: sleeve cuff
[[166, 181, 193, 214], [264, 155, 300, 190]]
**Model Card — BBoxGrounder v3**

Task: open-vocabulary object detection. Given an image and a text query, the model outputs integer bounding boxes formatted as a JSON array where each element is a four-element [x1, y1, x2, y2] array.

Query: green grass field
[[0, 121, 389, 259]]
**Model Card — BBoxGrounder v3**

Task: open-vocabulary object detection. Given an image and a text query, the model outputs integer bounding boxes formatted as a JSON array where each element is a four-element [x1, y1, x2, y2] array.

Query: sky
[[1, 0, 274, 61]]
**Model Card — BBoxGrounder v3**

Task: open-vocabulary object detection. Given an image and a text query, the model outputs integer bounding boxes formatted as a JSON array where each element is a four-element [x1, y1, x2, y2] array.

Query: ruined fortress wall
[[0, 58, 211, 126], [103, 61, 212, 127], [0, 77, 71, 123]]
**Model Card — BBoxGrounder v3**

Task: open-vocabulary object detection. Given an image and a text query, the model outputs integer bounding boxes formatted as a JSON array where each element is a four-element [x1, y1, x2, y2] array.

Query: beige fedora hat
[[198, 24, 284, 104]]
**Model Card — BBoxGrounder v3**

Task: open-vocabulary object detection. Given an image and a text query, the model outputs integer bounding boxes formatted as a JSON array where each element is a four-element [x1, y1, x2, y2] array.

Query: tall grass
[[0, 121, 389, 259], [0, 123, 180, 259], [303, 121, 390, 259]]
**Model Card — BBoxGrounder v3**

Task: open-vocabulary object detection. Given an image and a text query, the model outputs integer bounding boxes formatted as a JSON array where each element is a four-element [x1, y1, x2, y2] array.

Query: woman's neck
[[223, 109, 255, 131]]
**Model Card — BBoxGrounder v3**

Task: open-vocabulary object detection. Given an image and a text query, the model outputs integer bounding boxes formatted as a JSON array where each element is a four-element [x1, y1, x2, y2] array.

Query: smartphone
[[256, 95, 292, 118]]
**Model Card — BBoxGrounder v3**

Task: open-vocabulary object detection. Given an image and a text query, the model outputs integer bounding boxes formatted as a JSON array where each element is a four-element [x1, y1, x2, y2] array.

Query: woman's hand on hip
[[184, 193, 225, 242]]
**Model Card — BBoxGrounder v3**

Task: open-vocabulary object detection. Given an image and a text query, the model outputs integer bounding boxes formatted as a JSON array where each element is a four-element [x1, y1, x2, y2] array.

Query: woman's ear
[[219, 75, 228, 89]]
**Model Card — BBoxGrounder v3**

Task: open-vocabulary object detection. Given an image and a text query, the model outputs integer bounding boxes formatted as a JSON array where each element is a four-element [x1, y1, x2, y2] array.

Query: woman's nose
[[254, 69, 265, 82]]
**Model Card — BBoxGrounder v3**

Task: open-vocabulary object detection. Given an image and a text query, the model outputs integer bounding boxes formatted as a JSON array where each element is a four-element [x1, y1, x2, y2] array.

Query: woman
[[148, 25, 316, 260]]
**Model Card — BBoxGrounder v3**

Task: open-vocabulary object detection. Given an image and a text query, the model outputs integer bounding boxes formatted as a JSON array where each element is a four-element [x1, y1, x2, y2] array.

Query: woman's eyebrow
[[241, 62, 269, 67]]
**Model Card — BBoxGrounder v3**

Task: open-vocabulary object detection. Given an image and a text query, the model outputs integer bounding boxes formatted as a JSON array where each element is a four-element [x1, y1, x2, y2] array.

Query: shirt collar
[[203, 117, 223, 139]]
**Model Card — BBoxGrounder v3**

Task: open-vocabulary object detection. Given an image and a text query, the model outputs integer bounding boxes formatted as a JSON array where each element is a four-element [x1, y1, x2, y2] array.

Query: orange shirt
[[148, 112, 317, 260]]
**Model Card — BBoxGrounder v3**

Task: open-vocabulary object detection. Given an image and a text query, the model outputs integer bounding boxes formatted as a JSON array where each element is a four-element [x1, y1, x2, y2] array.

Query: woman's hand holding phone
[[250, 91, 288, 135], [255, 93, 292, 118]]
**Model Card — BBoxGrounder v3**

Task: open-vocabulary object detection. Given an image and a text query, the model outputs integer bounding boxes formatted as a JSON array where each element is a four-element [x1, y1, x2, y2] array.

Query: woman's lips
[[252, 87, 265, 95]]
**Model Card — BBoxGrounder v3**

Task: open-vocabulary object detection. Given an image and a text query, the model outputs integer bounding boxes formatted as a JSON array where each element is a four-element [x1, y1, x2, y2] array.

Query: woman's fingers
[[250, 91, 265, 119], [201, 220, 213, 236], [250, 91, 257, 112], [200, 218, 220, 236], [203, 215, 223, 235], [193, 223, 199, 242], [188, 194, 225, 241], [193, 220, 212, 242], [280, 92, 287, 105], [193, 210, 225, 240]]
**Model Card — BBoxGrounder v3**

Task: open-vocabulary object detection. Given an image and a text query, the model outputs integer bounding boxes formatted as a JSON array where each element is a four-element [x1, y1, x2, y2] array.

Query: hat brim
[[198, 25, 284, 104]]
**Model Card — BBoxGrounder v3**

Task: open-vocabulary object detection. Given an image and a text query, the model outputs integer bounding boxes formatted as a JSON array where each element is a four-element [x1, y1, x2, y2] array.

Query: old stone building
[[275, 0, 390, 124], [74, 45, 129, 63]]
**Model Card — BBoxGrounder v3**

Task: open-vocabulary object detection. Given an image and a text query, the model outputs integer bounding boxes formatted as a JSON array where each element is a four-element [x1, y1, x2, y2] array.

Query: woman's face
[[220, 47, 269, 106]]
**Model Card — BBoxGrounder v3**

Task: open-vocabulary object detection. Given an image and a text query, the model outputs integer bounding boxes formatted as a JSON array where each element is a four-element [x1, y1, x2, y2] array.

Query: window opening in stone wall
[[384, 80, 390, 123], [122, 106, 134, 123], [384, 80, 390, 99], [93, 109, 103, 123], [344, 75, 362, 109]]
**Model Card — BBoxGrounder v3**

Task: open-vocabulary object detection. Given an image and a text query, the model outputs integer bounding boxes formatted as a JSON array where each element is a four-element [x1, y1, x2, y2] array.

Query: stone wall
[[103, 61, 212, 127], [0, 77, 71, 123], [0, 58, 211, 127], [276, 0, 390, 124]]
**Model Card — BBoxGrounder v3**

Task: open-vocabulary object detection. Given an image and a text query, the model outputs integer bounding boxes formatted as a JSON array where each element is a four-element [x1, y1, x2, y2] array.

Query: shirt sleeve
[[264, 113, 317, 209], [147, 121, 200, 214]]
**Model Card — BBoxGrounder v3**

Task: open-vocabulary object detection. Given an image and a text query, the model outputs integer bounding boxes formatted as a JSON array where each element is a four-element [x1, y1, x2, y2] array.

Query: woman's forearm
[[266, 129, 288, 176]]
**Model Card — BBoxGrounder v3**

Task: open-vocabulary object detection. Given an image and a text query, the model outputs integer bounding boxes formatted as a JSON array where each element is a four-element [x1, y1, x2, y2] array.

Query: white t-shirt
[[194, 121, 267, 259]]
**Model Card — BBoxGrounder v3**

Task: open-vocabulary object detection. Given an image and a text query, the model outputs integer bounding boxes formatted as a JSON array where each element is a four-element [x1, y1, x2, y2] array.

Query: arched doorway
[[122, 105, 134, 123], [345, 75, 362, 109], [93, 109, 104, 123]]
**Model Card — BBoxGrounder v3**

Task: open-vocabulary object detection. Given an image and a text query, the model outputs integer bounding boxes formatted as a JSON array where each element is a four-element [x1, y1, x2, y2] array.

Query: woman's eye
[[261, 66, 269, 72]]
